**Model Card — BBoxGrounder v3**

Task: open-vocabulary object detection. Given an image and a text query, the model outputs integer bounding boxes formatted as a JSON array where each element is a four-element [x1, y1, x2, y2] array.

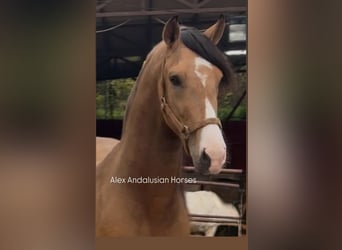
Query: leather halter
[[158, 56, 222, 155]]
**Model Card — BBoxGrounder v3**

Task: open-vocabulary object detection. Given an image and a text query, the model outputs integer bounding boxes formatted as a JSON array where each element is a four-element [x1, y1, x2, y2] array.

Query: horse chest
[[97, 186, 189, 236]]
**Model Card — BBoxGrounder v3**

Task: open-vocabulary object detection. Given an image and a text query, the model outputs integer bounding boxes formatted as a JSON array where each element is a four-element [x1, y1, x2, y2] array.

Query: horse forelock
[[179, 26, 235, 89]]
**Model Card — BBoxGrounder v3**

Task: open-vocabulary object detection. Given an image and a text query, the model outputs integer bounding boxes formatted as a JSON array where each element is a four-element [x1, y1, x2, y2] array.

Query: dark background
[[0, 0, 341, 250]]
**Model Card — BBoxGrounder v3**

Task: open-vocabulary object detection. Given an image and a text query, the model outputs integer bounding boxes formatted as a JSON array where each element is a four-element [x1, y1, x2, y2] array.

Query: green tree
[[96, 71, 246, 120]]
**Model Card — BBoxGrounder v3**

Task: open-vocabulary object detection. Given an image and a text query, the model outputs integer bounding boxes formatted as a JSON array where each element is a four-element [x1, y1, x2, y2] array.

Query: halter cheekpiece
[[158, 57, 222, 155]]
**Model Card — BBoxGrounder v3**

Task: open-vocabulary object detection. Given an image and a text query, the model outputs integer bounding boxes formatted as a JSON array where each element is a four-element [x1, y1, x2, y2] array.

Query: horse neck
[[119, 45, 183, 178]]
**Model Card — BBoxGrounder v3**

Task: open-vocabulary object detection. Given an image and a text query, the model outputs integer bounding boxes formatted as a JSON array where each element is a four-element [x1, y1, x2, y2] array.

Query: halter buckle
[[182, 125, 190, 139], [161, 96, 166, 109]]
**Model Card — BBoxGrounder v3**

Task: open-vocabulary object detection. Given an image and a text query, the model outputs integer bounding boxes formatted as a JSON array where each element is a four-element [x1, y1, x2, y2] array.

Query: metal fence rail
[[183, 165, 246, 236], [191, 180, 240, 189], [183, 166, 243, 174]]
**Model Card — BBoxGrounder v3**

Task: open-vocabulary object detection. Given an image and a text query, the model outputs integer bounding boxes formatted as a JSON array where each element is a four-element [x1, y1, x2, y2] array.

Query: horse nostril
[[200, 149, 211, 167]]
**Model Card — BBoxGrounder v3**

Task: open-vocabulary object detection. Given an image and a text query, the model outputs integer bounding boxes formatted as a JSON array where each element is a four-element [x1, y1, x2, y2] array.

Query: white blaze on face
[[194, 57, 226, 174], [194, 57, 212, 87]]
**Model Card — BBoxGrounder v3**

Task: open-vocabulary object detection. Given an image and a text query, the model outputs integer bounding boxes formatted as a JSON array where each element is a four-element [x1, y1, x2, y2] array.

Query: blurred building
[[96, 0, 247, 80]]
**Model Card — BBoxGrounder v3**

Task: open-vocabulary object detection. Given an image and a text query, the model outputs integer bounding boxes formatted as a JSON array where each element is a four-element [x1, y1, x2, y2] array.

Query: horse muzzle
[[197, 149, 226, 175]]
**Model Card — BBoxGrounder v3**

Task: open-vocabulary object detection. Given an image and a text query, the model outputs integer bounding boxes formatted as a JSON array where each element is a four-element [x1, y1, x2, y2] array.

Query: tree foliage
[[96, 71, 246, 120], [96, 78, 134, 119]]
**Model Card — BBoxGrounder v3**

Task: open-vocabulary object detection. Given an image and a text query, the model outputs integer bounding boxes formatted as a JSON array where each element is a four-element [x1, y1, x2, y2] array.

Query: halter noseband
[[158, 56, 222, 155]]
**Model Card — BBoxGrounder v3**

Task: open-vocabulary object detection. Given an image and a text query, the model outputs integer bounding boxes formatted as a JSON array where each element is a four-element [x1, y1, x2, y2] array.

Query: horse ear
[[162, 16, 180, 47], [203, 15, 226, 45]]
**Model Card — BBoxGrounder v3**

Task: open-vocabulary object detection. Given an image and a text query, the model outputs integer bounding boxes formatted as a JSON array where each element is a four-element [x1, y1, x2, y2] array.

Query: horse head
[[159, 16, 235, 175]]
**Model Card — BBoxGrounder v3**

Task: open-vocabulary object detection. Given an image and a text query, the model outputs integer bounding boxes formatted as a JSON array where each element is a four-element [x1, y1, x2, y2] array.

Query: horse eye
[[169, 75, 182, 87]]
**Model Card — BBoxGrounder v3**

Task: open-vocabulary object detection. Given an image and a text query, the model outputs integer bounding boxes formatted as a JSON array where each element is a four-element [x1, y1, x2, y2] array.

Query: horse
[[96, 15, 236, 237], [185, 190, 240, 236], [96, 137, 119, 166]]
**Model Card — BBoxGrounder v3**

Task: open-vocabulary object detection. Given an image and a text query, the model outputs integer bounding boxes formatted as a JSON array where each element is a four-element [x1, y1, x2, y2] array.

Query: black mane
[[180, 26, 235, 87]]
